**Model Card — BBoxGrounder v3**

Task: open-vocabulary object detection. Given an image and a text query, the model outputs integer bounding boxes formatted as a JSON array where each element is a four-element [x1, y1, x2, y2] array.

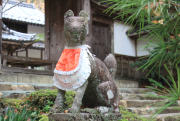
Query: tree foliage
[[103, 0, 180, 76]]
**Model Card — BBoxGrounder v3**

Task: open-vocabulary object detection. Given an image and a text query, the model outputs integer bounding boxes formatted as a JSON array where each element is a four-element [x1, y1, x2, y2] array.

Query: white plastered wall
[[114, 20, 135, 56], [16, 49, 44, 59], [27, 25, 44, 35]]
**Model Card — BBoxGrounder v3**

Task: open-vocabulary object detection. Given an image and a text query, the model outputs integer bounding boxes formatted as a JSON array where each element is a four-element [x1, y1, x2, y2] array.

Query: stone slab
[[34, 85, 53, 90], [142, 113, 180, 121], [119, 93, 163, 100], [0, 84, 12, 91], [115, 78, 138, 88], [48, 113, 122, 121], [1, 74, 17, 83], [0, 92, 3, 98], [0, 73, 53, 85], [118, 88, 150, 94], [120, 100, 165, 108], [1, 91, 33, 99], [11, 85, 35, 91], [127, 107, 180, 115], [17, 74, 53, 84]]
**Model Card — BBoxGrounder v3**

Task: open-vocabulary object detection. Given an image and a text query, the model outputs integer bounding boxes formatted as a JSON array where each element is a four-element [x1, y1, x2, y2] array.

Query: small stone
[[0, 92, 3, 98], [97, 106, 109, 114], [119, 100, 127, 108], [146, 92, 158, 95], [11, 85, 35, 91]]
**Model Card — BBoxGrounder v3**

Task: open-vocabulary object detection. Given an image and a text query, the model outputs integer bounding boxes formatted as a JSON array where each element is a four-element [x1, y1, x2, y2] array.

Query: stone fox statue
[[51, 10, 120, 114]]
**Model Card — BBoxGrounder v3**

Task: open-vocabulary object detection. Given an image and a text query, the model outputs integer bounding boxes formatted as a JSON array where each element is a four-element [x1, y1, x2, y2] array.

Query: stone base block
[[48, 113, 122, 121]]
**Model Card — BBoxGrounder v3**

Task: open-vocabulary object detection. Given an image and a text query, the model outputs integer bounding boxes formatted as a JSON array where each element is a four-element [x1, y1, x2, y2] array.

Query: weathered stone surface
[[52, 86, 58, 90], [52, 10, 120, 114], [118, 88, 150, 94], [164, 115, 180, 121], [115, 79, 139, 88], [0, 92, 3, 98], [17, 74, 53, 84], [120, 100, 165, 107], [1, 74, 18, 83], [0, 84, 12, 91], [142, 113, 180, 121], [2, 91, 33, 99], [97, 107, 109, 114], [11, 85, 35, 91], [127, 107, 180, 115], [48, 113, 122, 121], [34, 85, 52, 90], [119, 93, 163, 100]]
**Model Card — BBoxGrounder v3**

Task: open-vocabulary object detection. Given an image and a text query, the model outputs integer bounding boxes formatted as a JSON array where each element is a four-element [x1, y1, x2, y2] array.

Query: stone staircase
[[0, 82, 57, 99], [1, 77, 180, 120], [119, 87, 180, 121]]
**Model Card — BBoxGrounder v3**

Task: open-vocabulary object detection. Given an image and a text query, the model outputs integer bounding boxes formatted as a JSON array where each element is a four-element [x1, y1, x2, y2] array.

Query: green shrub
[[0, 99, 21, 109], [39, 114, 49, 121], [0, 106, 36, 121], [119, 106, 156, 121], [23, 89, 57, 113], [23, 89, 76, 113], [64, 91, 76, 108]]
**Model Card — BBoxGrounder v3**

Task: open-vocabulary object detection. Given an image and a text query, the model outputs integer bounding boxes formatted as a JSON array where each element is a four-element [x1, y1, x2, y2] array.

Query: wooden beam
[[0, 0, 2, 70]]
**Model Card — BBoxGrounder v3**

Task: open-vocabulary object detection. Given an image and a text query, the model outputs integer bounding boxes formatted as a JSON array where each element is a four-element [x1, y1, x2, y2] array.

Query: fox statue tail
[[103, 54, 117, 80]]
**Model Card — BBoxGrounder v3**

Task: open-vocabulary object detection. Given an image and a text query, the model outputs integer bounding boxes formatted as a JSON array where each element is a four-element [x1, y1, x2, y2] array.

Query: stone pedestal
[[48, 112, 122, 121]]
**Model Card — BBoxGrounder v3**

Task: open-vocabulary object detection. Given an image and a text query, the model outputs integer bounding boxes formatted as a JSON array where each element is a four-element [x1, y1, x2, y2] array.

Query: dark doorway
[[92, 22, 111, 61]]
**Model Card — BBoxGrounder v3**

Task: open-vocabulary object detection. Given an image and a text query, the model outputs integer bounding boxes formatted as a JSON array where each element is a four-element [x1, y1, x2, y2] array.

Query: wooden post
[[121, 56, 123, 76], [0, 0, 2, 70], [135, 58, 139, 78], [128, 57, 130, 77], [26, 48, 28, 57], [41, 50, 43, 59], [3, 59, 7, 66], [16, 51, 18, 56]]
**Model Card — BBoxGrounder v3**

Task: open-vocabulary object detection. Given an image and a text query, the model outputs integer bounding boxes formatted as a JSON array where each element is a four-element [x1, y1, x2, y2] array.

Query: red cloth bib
[[55, 48, 81, 71]]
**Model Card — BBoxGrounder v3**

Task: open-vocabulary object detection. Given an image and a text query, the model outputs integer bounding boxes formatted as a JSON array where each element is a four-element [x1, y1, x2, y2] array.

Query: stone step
[[0, 83, 57, 91], [141, 113, 180, 121], [118, 88, 151, 94], [120, 100, 166, 108], [115, 77, 138, 88], [0, 91, 34, 99], [120, 100, 180, 108], [126, 107, 180, 115], [119, 93, 163, 100]]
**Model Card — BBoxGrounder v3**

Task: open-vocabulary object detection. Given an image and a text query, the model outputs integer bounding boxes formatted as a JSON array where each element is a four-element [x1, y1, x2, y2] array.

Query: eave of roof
[[2, 0, 44, 26], [2, 22, 36, 42]]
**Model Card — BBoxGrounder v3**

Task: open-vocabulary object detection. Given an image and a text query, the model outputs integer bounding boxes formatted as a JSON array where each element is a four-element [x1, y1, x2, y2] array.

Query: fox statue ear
[[64, 10, 74, 18], [79, 10, 88, 20]]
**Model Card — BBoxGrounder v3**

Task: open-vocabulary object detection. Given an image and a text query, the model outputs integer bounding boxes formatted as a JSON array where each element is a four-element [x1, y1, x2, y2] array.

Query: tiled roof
[[2, 0, 44, 26], [2, 23, 36, 41], [31, 41, 45, 49]]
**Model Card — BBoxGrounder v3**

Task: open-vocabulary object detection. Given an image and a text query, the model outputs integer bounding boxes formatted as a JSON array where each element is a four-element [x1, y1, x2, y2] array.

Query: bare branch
[[3, 0, 9, 10], [3, 0, 25, 13], [169, 1, 180, 8]]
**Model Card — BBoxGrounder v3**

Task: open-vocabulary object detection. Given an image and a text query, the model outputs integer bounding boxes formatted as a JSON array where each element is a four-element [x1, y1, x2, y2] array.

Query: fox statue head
[[64, 10, 88, 46]]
